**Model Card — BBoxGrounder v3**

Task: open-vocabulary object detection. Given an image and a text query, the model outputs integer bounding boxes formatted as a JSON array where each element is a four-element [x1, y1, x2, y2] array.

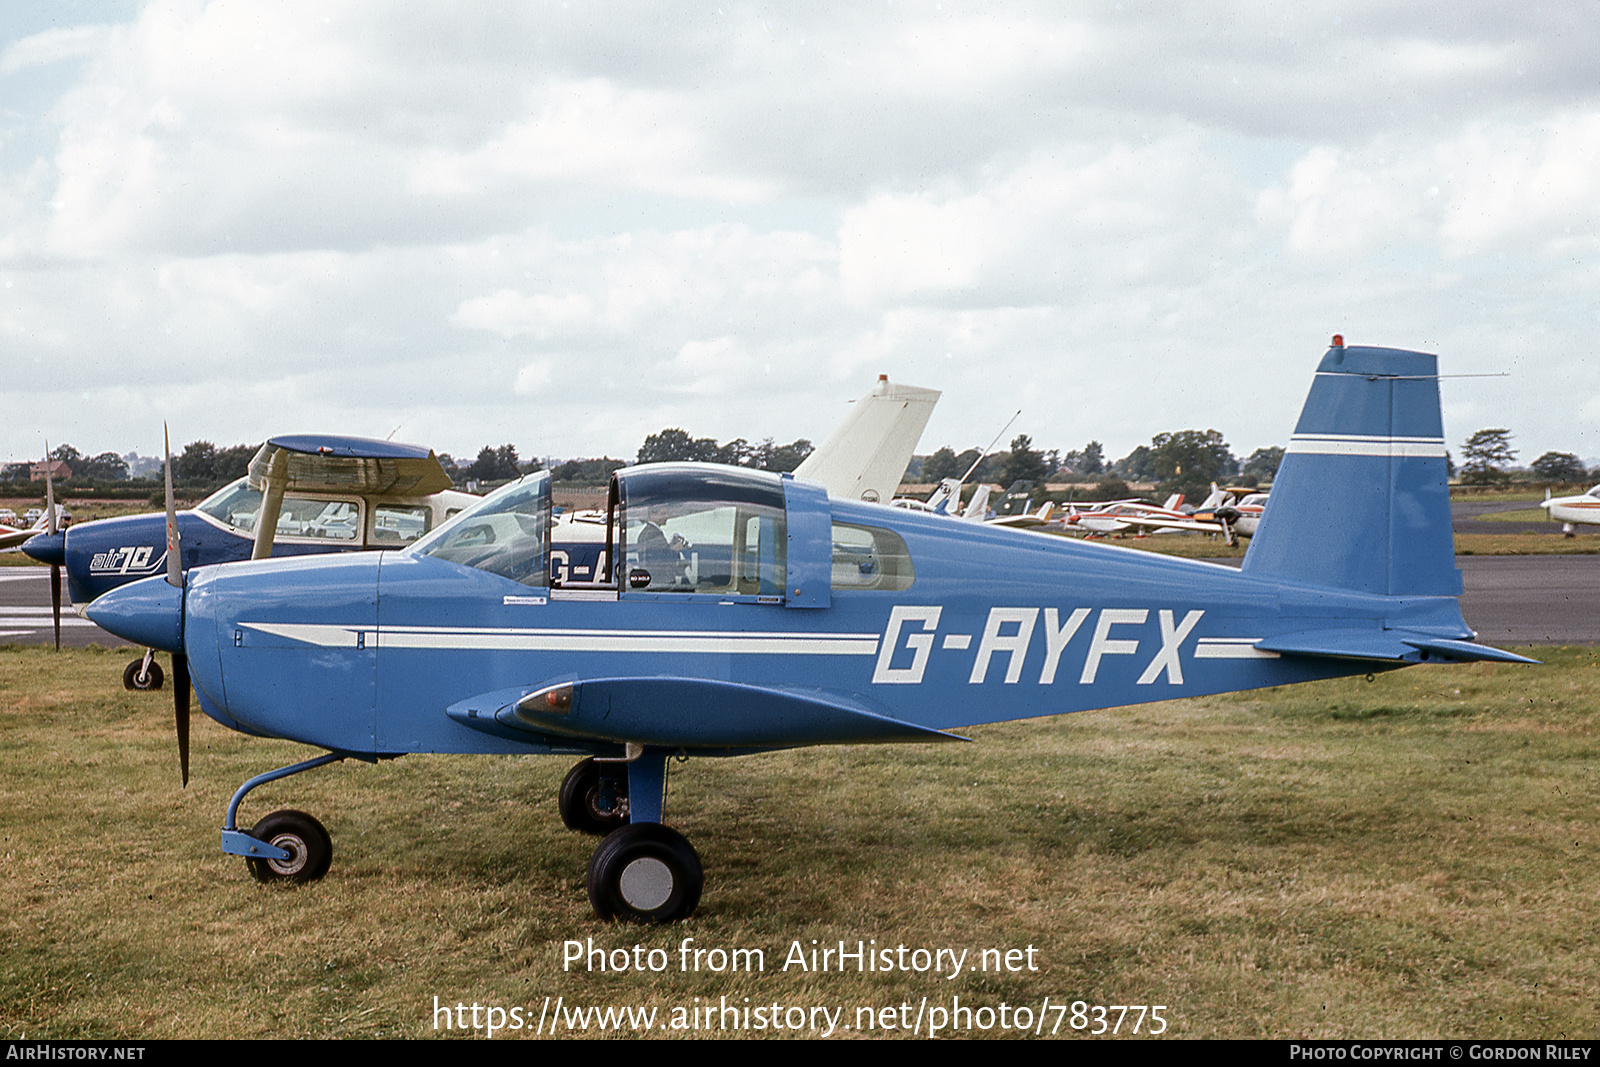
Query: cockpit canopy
[[407, 463, 914, 601]]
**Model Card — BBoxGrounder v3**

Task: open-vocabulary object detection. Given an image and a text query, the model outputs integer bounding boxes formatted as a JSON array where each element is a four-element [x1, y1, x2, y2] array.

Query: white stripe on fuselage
[[239, 622, 880, 655], [238, 610, 1274, 684]]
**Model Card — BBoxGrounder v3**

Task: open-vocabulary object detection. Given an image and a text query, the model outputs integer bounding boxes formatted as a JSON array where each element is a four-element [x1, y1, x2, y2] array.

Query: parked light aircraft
[[0, 507, 65, 552], [24, 435, 477, 685], [1540, 486, 1600, 535], [1209, 490, 1268, 542], [1063, 487, 1228, 536], [81, 342, 1531, 923]]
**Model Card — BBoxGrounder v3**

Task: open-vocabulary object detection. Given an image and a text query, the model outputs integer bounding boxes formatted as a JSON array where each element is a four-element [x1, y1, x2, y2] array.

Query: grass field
[[2, 645, 1596, 1040]]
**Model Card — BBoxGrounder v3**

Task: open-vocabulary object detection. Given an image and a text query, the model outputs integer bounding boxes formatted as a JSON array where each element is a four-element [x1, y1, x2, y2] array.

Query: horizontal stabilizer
[[447, 678, 970, 749], [1256, 629, 1537, 665]]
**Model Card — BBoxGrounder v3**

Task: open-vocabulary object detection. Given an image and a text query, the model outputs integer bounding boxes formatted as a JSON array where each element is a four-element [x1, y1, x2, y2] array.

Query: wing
[[250, 434, 455, 497]]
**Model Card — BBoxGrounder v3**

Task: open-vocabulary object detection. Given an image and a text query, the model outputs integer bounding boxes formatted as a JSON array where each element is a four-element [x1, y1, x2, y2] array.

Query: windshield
[[409, 471, 550, 588], [195, 479, 263, 532]]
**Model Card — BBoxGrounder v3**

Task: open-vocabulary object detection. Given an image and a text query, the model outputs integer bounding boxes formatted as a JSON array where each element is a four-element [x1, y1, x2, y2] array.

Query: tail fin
[[925, 477, 961, 513], [1241, 343, 1461, 597], [795, 375, 940, 504], [961, 484, 992, 521]]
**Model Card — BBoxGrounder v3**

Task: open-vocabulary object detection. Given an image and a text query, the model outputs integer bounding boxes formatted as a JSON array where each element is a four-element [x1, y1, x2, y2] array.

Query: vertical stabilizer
[[1241, 344, 1461, 597], [795, 376, 940, 503]]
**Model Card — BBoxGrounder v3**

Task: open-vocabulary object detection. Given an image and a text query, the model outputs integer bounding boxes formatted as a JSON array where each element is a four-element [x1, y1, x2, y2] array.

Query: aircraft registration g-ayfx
[[85, 341, 1532, 923]]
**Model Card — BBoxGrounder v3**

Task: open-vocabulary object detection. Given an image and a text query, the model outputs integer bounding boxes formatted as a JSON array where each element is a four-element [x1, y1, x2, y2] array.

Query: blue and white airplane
[[23, 434, 478, 687], [83, 342, 1532, 923]]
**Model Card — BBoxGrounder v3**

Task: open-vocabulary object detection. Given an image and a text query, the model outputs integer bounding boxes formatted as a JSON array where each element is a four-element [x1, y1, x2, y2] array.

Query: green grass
[[1478, 508, 1554, 524], [2, 646, 1597, 1039], [1453, 533, 1600, 555]]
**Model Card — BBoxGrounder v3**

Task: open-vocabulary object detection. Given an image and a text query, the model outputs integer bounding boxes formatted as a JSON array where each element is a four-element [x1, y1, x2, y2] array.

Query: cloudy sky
[[2, 1, 1596, 471]]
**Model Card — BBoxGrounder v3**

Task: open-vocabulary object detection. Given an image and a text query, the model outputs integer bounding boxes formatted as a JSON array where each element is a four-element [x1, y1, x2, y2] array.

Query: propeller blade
[[44, 443, 60, 649], [50, 564, 61, 650], [164, 424, 182, 588], [172, 650, 191, 787]]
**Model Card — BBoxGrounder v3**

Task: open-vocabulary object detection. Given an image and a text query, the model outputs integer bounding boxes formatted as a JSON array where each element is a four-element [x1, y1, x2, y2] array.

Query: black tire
[[123, 657, 165, 691], [587, 823, 702, 923], [245, 809, 333, 885], [559, 758, 629, 835]]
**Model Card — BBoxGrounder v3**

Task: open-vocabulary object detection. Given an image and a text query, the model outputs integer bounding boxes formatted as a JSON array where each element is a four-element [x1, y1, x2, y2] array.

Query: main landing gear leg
[[586, 750, 702, 923], [219, 752, 351, 884]]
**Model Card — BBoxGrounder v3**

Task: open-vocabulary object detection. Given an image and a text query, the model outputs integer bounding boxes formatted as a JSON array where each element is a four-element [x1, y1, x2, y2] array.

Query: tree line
[[9, 426, 1588, 499]]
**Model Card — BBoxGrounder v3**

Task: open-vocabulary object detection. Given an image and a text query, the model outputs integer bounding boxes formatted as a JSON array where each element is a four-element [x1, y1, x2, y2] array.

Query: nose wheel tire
[[587, 823, 702, 923], [559, 757, 629, 835], [245, 809, 333, 885], [123, 658, 165, 691]]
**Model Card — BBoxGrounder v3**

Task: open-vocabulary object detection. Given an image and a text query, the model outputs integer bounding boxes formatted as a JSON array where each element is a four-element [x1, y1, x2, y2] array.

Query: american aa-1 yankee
[[84, 341, 1531, 923]]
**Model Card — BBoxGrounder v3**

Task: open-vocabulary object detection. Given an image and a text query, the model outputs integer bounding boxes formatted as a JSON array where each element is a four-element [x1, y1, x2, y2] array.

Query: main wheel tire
[[245, 809, 333, 885], [123, 658, 165, 691], [587, 823, 702, 923], [559, 758, 629, 835]]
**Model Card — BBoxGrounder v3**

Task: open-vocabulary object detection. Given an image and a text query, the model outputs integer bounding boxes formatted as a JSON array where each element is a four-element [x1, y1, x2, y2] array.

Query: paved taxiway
[[0, 555, 1593, 649]]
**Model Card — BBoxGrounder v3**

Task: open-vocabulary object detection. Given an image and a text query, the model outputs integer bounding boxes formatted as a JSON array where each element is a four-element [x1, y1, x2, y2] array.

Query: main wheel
[[245, 809, 333, 885], [587, 823, 702, 923], [559, 758, 629, 835], [123, 657, 165, 691]]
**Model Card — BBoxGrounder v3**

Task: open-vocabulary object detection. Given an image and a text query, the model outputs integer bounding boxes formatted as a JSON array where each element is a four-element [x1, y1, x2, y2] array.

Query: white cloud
[[4, 1, 1600, 466], [0, 25, 115, 73], [409, 79, 775, 204], [454, 289, 596, 339]]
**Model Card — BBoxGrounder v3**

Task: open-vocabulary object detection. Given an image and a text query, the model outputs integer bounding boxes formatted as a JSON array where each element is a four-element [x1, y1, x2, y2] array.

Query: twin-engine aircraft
[[83, 343, 1531, 923]]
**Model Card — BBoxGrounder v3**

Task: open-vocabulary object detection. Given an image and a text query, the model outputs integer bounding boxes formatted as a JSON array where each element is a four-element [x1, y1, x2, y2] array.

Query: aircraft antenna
[[961, 409, 1022, 484]]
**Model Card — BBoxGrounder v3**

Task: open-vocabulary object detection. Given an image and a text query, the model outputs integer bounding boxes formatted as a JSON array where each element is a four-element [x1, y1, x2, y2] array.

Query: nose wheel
[[123, 655, 165, 691], [587, 823, 702, 923], [244, 809, 333, 884]]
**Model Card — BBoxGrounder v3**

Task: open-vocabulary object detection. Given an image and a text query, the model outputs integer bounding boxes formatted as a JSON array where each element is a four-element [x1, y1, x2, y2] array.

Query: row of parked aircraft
[[21, 341, 1533, 923]]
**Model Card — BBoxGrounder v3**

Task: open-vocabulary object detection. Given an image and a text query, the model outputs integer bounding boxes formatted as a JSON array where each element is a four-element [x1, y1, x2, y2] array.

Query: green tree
[[1242, 446, 1284, 484], [467, 444, 523, 482], [1145, 429, 1237, 503], [175, 441, 218, 483], [637, 428, 720, 464], [1000, 434, 1049, 487], [1460, 429, 1516, 486], [1078, 441, 1105, 476], [921, 446, 961, 482], [551, 457, 626, 484], [753, 437, 812, 473], [73, 451, 130, 481], [1530, 451, 1588, 485]]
